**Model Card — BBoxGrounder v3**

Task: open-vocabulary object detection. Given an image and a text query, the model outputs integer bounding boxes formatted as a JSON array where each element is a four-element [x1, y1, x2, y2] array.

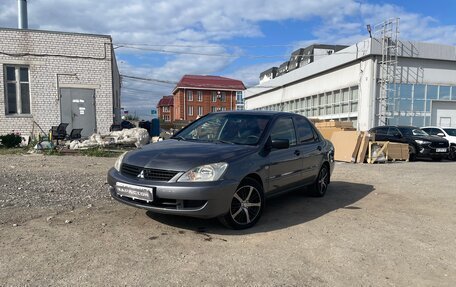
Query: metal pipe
[[17, 0, 28, 29]]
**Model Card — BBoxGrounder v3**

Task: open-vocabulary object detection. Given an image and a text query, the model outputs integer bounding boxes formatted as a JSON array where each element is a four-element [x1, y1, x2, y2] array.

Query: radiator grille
[[121, 163, 179, 181]]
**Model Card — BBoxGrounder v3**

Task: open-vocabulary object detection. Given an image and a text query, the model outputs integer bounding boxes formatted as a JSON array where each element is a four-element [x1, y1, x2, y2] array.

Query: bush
[[0, 132, 22, 148]]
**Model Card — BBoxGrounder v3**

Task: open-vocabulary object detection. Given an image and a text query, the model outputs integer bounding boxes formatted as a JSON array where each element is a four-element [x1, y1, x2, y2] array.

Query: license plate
[[436, 148, 447, 153], [115, 182, 153, 202]]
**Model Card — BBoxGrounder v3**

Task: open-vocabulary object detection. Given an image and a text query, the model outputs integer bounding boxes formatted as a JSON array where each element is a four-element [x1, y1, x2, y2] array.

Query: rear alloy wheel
[[219, 178, 264, 229], [309, 165, 330, 197]]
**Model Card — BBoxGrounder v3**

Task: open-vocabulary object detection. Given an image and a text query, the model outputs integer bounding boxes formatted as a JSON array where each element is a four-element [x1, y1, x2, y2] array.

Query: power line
[[115, 44, 362, 59], [123, 87, 163, 93], [121, 75, 177, 85], [115, 42, 297, 48]]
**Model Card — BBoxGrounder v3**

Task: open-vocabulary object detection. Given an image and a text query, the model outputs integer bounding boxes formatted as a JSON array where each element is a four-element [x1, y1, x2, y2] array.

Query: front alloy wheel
[[219, 178, 264, 229]]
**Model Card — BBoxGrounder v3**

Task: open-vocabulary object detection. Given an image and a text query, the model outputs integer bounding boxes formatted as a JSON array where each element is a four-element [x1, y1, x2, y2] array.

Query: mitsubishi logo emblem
[[137, 170, 145, 179]]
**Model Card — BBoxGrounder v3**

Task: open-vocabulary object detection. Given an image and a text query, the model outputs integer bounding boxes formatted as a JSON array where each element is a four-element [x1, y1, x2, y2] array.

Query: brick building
[[0, 28, 121, 138], [157, 95, 174, 122], [170, 75, 245, 122]]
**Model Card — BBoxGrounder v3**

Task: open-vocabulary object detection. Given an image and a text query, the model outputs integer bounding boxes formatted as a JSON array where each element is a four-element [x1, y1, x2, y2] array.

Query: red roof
[[157, 95, 174, 107], [173, 75, 245, 93]]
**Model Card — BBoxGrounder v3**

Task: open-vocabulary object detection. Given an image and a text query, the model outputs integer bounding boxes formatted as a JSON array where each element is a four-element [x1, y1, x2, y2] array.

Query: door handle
[[294, 150, 300, 156]]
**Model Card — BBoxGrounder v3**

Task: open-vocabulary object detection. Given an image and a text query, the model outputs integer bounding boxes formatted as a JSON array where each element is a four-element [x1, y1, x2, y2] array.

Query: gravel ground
[[0, 154, 455, 286]]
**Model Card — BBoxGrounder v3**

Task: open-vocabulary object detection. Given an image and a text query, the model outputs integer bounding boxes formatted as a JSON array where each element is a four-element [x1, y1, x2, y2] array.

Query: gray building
[[245, 38, 456, 130], [0, 28, 121, 138]]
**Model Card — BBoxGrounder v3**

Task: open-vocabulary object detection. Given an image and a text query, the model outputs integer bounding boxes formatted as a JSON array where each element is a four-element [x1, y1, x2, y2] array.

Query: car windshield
[[443, 128, 456, 136], [172, 113, 271, 145], [398, 127, 428, 136]]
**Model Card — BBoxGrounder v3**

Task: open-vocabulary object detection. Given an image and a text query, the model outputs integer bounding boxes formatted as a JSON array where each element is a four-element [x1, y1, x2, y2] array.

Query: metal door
[[60, 88, 96, 138]]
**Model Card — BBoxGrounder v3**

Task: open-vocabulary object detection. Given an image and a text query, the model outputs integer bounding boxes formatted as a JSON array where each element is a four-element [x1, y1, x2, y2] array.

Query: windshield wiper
[[212, 139, 234, 144], [171, 135, 186, 141]]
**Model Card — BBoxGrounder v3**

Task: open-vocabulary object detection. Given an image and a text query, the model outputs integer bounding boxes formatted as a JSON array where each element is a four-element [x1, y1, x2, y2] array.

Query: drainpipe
[[183, 89, 186, 120], [371, 57, 378, 128]]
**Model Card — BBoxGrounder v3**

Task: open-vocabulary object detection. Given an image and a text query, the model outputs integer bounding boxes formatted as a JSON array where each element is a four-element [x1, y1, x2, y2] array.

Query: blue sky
[[1, 0, 456, 119]]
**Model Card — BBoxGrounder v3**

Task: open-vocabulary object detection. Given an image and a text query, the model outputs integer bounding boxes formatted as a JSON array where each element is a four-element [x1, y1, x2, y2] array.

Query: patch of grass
[[79, 147, 119, 157]]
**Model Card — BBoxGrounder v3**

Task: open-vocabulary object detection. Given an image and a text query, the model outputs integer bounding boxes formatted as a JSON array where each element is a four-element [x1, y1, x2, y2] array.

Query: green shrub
[[0, 132, 22, 148]]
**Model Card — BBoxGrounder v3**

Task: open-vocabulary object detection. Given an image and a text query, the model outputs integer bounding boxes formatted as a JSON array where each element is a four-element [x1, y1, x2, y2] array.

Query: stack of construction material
[[329, 130, 409, 163], [315, 120, 355, 140]]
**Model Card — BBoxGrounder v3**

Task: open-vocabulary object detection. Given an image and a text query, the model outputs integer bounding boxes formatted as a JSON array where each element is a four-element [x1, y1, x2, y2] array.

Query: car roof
[[372, 125, 420, 129], [210, 110, 300, 117]]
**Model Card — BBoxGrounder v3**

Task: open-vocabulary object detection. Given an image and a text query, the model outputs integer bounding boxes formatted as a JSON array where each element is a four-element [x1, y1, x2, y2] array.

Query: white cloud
[[1, 1, 456, 119]]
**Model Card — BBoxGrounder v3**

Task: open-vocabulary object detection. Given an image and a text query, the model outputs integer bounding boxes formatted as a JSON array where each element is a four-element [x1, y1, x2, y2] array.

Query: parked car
[[421, 126, 456, 160], [107, 111, 335, 229], [368, 125, 449, 161], [121, 120, 136, 129]]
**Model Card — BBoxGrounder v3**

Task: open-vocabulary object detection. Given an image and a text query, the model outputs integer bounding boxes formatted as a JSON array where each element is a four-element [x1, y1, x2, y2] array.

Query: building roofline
[[0, 27, 112, 40], [245, 38, 456, 99], [172, 86, 244, 94]]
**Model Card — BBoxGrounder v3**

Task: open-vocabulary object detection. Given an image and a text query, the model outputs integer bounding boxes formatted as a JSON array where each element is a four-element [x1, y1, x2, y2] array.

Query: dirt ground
[[0, 154, 455, 286]]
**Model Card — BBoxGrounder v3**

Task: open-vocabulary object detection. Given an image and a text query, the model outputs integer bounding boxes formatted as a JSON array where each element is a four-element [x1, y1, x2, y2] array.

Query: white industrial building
[[245, 37, 456, 130]]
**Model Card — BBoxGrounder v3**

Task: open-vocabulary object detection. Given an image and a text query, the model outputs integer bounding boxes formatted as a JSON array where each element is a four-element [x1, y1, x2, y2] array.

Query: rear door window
[[374, 127, 388, 135], [294, 116, 316, 144]]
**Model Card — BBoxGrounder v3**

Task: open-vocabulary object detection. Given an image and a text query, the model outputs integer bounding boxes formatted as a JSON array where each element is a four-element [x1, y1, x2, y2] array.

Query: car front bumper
[[416, 146, 449, 158], [107, 168, 239, 219]]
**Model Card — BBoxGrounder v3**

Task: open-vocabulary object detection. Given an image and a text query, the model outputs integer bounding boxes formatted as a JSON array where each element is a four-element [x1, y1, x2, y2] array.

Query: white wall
[[246, 63, 362, 108]]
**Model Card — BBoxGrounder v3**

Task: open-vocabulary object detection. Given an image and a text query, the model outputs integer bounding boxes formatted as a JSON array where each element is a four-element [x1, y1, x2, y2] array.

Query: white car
[[421, 126, 456, 160]]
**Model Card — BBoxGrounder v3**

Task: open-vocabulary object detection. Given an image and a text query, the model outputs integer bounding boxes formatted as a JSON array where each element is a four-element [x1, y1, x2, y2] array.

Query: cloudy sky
[[1, 0, 456, 119]]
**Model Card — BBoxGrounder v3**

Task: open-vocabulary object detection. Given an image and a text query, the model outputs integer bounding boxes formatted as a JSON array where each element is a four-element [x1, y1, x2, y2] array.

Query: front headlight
[[178, 162, 228, 182], [114, 152, 128, 171], [415, 140, 431, 145]]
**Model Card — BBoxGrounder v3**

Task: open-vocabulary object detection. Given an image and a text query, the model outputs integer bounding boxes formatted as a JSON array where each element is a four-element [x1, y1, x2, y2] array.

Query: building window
[[164, 115, 170, 122], [187, 90, 193, 101], [220, 107, 226, 111], [236, 91, 244, 104], [4, 66, 30, 115], [197, 91, 203, 102], [162, 106, 169, 112], [211, 106, 217, 112], [221, 92, 226, 102], [212, 91, 217, 102], [197, 106, 203, 116], [188, 106, 193, 116]]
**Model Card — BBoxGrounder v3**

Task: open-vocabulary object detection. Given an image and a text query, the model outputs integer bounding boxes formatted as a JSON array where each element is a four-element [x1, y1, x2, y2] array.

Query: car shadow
[[145, 180, 374, 235]]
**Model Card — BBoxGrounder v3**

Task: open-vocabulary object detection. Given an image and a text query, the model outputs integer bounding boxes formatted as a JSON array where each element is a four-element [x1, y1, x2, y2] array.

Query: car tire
[[449, 147, 456, 161], [408, 145, 417, 162], [218, 178, 264, 230], [309, 164, 330, 197]]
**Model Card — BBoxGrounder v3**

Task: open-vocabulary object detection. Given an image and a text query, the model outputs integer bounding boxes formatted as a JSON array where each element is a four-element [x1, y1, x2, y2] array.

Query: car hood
[[410, 135, 448, 143], [123, 139, 258, 171]]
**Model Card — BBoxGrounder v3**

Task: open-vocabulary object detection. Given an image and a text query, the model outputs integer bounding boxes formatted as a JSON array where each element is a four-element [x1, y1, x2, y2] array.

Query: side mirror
[[437, 132, 445, 137], [271, 139, 290, 149]]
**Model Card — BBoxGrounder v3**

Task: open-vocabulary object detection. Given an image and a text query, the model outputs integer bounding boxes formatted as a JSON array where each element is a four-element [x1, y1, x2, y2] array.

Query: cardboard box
[[316, 120, 354, 128], [376, 141, 409, 161], [356, 132, 370, 163], [330, 131, 363, 163], [318, 127, 355, 140]]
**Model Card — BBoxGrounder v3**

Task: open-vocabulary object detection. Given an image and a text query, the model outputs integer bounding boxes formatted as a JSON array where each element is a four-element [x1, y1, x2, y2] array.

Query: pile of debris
[[315, 120, 409, 164], [69, 128, 150, 149]]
